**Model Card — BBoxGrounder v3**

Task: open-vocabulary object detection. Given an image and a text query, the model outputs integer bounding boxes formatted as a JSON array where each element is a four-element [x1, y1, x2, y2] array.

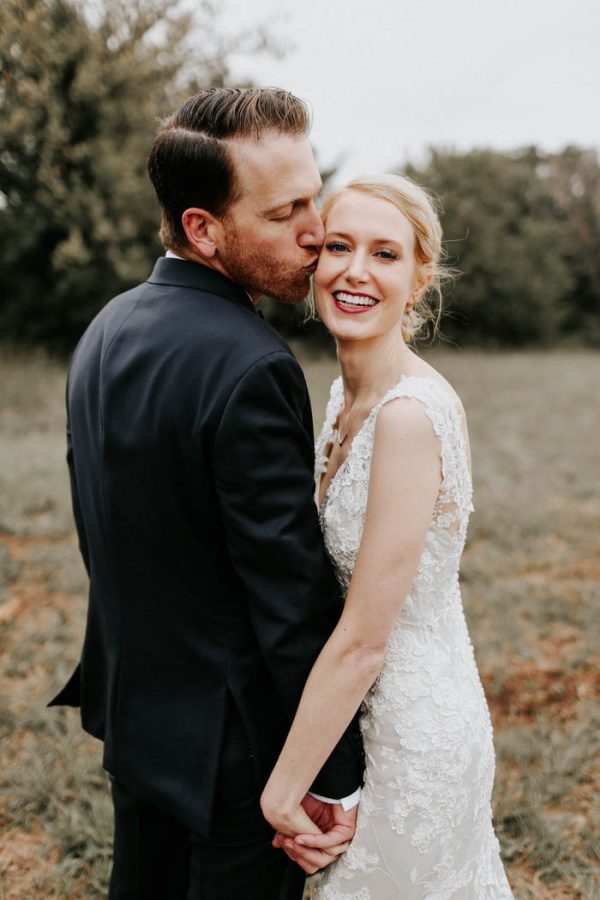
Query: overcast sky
[[224, 0, 600, 182]]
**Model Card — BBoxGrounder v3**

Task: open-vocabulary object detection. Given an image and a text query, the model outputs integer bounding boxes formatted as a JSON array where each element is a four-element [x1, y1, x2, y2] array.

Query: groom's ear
[[181, 208, 223, 259]]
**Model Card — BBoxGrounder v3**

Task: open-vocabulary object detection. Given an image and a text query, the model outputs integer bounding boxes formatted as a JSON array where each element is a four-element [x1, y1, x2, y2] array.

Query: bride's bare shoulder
[[374, 393, 442, 457]]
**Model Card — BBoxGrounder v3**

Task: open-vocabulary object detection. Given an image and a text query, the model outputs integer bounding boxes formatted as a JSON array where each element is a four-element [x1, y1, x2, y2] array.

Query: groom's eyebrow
[[263, 196, 319, 217], [264, 200, 295, 214], [263, 180, 323, 216]]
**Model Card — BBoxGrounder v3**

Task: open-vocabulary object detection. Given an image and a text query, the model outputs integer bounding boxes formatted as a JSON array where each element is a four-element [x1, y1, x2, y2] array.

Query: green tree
[[0, 0, 272, 350], [545, 146, 600, 345], [405, 148, 576, 346]]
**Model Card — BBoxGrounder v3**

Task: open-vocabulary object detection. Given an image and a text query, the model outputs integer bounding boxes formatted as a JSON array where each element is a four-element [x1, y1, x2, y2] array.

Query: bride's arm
[[260, 397, 442, 836]]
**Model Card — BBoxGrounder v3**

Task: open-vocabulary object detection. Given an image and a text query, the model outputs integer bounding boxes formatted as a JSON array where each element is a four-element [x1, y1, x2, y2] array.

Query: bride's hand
[[260, 783, 322, 839]]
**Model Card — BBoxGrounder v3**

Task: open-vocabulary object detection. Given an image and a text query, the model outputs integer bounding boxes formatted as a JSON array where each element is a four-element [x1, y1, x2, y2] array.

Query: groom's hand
[[273, 795, 358, 874]]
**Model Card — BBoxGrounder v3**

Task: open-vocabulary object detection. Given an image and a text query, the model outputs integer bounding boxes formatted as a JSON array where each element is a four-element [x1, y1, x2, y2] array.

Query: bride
[[260, 174, 514, 898]]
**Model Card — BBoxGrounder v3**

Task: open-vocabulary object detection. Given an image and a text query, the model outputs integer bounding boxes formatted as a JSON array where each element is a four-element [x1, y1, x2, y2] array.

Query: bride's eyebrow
[[326, 230, 403, 247], [373, 237, 404, 248]]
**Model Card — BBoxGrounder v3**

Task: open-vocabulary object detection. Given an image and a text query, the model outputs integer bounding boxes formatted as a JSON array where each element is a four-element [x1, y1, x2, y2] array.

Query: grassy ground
[[1, 347, 599, 898]]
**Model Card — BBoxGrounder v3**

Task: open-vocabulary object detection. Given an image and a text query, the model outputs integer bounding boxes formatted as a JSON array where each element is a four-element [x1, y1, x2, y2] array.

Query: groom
[[50, 88, 363, 899]]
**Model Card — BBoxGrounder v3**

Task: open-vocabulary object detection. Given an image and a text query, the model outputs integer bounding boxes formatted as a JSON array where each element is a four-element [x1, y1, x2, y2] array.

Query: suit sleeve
[[212, 350, 363, 798], [48, 380, 87, 708], [66, 382, 90, 577]]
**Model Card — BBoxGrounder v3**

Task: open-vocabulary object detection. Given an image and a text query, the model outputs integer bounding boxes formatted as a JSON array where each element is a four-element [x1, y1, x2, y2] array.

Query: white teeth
[[334, 292, 378, 308]]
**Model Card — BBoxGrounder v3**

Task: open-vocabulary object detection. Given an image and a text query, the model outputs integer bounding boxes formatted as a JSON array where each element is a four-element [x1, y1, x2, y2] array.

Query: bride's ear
[[181, 208, 223, 260], [413, 269, 433, 300]]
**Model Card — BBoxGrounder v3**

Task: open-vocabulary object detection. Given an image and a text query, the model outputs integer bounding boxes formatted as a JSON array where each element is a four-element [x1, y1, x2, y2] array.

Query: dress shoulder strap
[[325, 376, 344, 426], [315, 376, 343, 479]]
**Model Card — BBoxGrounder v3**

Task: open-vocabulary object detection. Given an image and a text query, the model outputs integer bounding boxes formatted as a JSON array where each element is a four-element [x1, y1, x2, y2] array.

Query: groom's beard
[[219, 226, 314, 305]]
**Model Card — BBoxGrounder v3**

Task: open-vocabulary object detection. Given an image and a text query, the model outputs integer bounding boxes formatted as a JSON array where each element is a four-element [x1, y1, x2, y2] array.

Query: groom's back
[[62, 259, 313, 833]]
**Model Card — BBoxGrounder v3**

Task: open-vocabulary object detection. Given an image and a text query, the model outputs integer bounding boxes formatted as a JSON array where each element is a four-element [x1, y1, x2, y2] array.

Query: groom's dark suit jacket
[[51, 257, 363, 835]]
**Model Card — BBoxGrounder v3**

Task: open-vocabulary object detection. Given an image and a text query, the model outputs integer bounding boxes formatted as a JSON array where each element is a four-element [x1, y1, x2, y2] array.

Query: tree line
[[406, 146, 600, 347], [1, 0, 599, 352]]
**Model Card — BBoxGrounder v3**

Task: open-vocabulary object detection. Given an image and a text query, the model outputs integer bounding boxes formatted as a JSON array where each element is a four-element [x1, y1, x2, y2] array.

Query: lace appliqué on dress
[[313, 376, 513, 900]]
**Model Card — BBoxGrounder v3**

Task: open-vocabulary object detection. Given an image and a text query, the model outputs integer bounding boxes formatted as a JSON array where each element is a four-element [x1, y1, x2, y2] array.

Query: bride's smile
[[332, 290, 379, 312]]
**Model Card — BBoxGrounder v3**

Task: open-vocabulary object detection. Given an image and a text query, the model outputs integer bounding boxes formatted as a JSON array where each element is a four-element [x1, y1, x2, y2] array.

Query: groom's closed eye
[[265, 201, 297, 220]]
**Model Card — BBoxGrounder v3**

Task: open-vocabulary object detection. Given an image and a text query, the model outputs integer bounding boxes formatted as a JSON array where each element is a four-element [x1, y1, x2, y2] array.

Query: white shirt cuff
[[308, 787, 361, 811]]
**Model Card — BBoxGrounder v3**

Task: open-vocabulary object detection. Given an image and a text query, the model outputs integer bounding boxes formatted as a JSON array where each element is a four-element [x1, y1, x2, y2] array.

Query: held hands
[[269, 795, 358, 875]]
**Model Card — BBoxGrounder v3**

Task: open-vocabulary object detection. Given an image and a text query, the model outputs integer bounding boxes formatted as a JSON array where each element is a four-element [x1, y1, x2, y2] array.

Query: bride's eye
[[325, 241, 349, 253], [375, 248, 399, 260]]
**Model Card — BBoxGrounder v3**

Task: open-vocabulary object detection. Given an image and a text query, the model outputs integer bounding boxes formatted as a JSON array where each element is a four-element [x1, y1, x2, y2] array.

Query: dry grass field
[[1, 347, 599, 898]]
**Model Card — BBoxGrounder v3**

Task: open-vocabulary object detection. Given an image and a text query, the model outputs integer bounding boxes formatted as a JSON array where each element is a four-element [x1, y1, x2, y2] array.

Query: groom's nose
[[297, 204, 325, 250]]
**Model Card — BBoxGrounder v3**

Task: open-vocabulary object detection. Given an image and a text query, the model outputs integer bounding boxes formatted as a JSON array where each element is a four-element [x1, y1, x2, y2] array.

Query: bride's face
[[315, 190, 418, 344]]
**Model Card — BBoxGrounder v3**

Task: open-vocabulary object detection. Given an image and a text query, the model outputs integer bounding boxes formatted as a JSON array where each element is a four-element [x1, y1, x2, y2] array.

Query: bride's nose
[[345, 252, 369, 284]]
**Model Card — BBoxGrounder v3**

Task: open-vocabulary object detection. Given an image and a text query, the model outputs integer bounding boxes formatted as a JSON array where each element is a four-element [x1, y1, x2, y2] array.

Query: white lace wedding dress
[[313, 376, 513, 900]]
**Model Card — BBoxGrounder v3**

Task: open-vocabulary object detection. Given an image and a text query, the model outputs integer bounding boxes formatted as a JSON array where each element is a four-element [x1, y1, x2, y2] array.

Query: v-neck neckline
[[317, 373, 451, 511], [317, 378, 393, 511]]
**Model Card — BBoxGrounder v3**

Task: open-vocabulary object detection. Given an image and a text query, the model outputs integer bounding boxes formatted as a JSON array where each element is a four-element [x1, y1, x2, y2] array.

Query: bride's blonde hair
[[311, 173, 451, 342]]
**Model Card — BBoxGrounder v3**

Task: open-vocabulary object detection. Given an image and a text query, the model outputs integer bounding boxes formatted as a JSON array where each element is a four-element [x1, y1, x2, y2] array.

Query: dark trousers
[[108, 707, 306, 900]]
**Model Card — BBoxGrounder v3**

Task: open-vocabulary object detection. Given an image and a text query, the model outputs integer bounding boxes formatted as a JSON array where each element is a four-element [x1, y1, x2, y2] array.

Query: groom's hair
[[147, 88, 311, 250]]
